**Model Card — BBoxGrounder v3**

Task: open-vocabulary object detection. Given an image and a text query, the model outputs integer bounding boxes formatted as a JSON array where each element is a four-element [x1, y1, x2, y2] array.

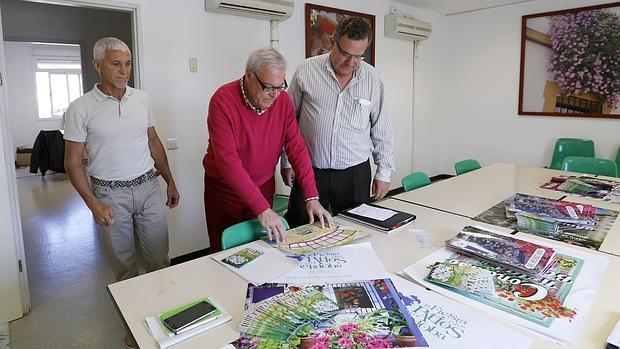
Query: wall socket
[[166, 138, 178, 150], [189, 57, 197, 72]]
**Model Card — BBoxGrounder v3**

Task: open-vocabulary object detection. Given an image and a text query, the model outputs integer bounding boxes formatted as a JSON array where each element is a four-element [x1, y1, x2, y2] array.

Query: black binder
[[339, 203, 416, 232]]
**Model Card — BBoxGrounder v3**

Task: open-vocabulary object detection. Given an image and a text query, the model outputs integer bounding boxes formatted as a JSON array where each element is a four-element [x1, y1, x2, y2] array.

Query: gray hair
[[245, 47, 286, 74], [93, 37, 130, 61]]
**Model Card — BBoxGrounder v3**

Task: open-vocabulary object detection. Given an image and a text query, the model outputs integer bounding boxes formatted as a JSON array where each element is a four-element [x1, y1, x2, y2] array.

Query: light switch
[[166, 138, 178, 150], [189, 57, 198, 72]]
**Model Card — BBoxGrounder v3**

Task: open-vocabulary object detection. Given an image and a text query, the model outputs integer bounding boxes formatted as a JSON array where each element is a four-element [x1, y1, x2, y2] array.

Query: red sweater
[[203, 80, 318, 216]]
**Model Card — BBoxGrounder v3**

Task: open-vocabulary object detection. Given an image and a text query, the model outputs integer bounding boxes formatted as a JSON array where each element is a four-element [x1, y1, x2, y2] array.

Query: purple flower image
[[547, 9, 620, 109]]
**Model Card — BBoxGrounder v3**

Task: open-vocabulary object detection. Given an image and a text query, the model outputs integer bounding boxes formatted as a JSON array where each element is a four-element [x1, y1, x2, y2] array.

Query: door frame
[[0, 0, 142, 318]]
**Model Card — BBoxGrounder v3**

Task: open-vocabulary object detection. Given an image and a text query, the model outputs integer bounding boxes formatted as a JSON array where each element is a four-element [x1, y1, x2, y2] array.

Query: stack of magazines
[[505, 193, 596, 235], [445, 226, 556, 278]]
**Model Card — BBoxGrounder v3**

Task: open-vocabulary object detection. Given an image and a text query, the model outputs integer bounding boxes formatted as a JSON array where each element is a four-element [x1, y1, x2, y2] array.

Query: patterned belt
[[91, 170, 157, 188]]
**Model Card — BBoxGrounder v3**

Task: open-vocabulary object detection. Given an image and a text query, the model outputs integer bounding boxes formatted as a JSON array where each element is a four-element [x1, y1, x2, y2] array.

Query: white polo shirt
[[64, 85, 155, 181]]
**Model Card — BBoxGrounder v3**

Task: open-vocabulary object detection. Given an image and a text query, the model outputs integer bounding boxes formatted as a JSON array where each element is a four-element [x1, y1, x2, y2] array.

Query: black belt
[[91, 170, 157, 188]]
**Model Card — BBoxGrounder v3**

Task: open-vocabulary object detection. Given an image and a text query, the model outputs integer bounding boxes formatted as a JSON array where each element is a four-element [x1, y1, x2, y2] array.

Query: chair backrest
[[272, 194, 289, 214], [401, 171, 431, 192], [221, 217, 290, 250], [549, 138, 595, 170], [615, 146, 620, 177], [561, 156, 618, 177], [454, 159, 481, 176]]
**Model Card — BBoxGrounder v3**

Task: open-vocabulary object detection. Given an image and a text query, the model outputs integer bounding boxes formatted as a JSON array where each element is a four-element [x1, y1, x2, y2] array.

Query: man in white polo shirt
[[64, 37, 179, 284]]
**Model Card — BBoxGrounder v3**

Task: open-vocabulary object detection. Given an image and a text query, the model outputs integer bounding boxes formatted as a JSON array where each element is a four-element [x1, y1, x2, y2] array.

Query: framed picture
[[305, 3, 375, 66], [518, 2, 620, 118]]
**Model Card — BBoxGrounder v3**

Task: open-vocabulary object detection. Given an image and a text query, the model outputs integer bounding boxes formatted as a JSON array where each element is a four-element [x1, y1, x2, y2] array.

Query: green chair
[[454, 159, 481, 176], [221, 217, 290, 250], [272, 194, 289, 215], [548, 138, 595, 170], [401, 171, 431, 192], [561, 156, 618, 177], [615, 146, 620, 177]]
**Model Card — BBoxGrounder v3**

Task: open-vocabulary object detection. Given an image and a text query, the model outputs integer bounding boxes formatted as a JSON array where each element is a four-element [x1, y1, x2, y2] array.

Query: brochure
[[272, 242, 389, 284], [232, 278, 429, 348], [266, 223, 365, 256], [445, 225, 556, 277], [540, 175, 620, 204], [402, 231, 608, 344], [211, 240, 299, 285], [473, 194, 618, 251], [391, 274, 533, 349]]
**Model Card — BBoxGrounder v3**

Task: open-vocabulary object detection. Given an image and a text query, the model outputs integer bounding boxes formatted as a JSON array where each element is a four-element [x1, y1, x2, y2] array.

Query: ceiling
[[392, 0, 537, 15]]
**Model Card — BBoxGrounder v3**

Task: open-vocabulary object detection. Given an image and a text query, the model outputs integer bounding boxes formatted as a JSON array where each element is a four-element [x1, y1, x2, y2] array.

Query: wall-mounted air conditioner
[[205, 0, 293, 21], [384, 14, 432, 42]]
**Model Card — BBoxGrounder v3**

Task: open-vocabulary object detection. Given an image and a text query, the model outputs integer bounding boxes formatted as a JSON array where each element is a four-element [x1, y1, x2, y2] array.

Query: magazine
[[232, 278, 429, 348], [266, 223, 365, 255], [541, 175, 620, 204], [505, 193, 596, 227], [473, 194, 618, 251], [445, 225, 556, 277], [402, 234, 609, 344]]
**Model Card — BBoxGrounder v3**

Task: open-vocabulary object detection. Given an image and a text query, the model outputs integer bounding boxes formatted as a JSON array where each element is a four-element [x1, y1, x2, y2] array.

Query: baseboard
[[171, 248, 210, 265]]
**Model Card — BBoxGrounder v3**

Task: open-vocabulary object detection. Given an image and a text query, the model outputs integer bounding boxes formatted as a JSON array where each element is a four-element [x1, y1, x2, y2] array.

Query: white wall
[[415, 0, 620, 176], [4, 42, 79, 150], [132, 0, 424, 256]]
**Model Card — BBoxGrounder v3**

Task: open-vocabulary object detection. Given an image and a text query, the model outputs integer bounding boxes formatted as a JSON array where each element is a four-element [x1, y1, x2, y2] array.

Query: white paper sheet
[[391, 274, 532, 349], [272, 242, 389, 284], [347, 203, 397, 221], [410, 229, 436, 248], [211, 240, 298, 285]]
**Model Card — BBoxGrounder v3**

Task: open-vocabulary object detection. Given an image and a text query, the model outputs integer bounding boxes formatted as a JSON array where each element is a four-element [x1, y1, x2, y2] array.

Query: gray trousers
[[92, 177, 170, 281]]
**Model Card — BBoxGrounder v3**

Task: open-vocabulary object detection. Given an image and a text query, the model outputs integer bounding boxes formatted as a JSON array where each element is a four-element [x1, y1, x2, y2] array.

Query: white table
[[108, 198, 620, 349], [393, 163, 569, 218]]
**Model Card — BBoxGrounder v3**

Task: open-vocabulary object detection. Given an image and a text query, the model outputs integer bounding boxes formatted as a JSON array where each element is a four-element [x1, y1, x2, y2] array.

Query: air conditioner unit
[[205, 0, 293, 21], [384, 14, 431, 42]]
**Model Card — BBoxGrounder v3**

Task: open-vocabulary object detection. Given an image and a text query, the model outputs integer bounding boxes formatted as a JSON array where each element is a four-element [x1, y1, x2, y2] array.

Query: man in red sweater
[[203, 47, 332, 253]]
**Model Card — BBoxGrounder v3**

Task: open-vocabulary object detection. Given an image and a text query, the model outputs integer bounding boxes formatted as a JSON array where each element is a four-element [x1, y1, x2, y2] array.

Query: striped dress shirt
[[282, 53, 395, 181]]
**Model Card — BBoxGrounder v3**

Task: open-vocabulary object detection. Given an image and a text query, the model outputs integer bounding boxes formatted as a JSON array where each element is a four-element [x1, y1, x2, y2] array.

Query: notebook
[[339, 203, 416, 232]]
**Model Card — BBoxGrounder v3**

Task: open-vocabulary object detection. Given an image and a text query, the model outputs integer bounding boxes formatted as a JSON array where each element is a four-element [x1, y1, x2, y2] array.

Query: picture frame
[[305, 3, 376, 66], [518, 2, 620, 118]]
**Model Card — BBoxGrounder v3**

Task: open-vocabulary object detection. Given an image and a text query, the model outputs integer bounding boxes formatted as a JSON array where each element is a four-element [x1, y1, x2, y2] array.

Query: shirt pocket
[[349, 98, 371, 131]]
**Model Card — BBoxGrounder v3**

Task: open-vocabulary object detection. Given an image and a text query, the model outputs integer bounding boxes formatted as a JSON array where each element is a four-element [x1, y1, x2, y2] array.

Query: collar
[[92, 84, 133, 102], [240, 76, 266, 116]]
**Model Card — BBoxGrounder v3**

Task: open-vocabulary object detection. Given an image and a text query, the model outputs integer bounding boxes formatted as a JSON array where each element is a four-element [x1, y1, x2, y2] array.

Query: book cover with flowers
[[232, 278, 429, 348], [403, 234, 608, 344]]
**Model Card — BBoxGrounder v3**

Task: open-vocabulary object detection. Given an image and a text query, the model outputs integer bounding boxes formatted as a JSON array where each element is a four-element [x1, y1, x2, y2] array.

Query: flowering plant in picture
[[547, 8, 620, 109], [308, 322, 394, 349]]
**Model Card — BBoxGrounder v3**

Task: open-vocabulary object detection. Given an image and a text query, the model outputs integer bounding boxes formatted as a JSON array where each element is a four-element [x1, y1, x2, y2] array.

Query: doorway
[[0, 0, 140, 347]]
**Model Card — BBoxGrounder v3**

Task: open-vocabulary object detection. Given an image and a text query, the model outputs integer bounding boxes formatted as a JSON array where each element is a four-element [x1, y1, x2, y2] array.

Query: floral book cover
[[540, 175, 620, 205], [402, 239, 608, 344], [231, 278, 429, 348]]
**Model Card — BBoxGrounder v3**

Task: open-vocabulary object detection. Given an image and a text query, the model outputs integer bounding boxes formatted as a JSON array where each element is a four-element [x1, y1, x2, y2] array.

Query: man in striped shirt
[[281, 17, 395, 228]]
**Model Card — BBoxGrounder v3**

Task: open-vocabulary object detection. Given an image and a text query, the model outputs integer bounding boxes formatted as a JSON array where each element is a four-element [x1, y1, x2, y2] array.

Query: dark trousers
[[285, 160, 371, 228], [204, 174, 275, 253]]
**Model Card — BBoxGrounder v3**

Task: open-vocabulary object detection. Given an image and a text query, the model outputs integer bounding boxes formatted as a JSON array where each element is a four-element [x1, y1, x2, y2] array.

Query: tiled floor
[[0, 323, 9, 349], [9, 169, 125, 348]]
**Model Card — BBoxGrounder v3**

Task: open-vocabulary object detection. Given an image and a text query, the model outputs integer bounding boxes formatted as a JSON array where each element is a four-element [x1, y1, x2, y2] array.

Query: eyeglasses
[[253, 72, 288, 93], [335, 40, 365, 61]]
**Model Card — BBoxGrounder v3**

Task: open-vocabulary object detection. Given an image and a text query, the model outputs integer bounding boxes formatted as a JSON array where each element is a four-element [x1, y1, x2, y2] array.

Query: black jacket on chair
[[30, 130, 66, 177]]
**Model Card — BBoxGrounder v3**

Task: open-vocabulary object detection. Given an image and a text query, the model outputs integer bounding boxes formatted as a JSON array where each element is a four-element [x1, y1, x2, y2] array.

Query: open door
[[0, 13, 30, 323]]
